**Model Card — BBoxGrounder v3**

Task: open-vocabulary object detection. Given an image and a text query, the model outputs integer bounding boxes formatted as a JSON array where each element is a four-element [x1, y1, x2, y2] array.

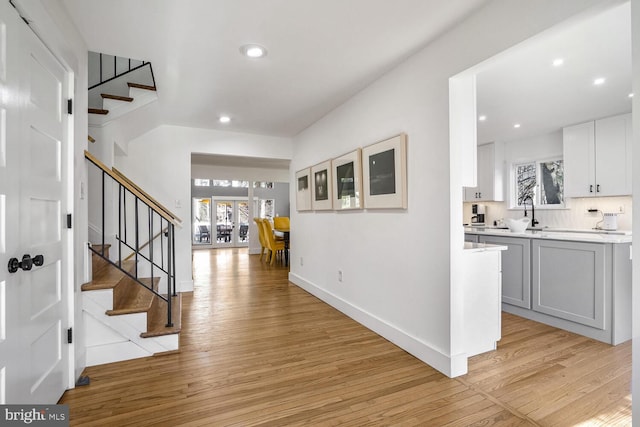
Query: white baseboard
[[288, 272, 462, 377]]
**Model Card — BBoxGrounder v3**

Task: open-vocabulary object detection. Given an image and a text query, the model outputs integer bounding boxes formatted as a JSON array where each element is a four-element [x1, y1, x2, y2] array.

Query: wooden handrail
[[84, 150, 181, 227], [112, 167, 182, 225]]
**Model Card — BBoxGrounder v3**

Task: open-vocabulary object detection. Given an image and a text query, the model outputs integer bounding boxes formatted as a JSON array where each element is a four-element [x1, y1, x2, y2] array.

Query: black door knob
[[6, 254, 44, 273], [8, 258, 19, 273]]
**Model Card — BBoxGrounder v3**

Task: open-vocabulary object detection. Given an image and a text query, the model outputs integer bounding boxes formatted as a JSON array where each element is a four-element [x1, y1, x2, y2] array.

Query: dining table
[[274, 226, 290, 267]]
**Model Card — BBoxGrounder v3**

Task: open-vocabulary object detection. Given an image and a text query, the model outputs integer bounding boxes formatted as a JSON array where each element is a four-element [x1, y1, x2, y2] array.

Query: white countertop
[[464, 226, 632, 244], [463, 242, 508, 252]]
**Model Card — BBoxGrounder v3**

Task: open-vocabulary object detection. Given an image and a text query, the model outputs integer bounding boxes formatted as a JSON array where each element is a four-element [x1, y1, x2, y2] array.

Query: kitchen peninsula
[[465, 227, 632, 345]]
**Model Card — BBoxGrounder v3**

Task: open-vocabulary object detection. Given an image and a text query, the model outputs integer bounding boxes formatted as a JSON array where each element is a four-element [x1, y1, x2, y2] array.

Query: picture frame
[[295, 168, 312, 211], [311, 160, 333, 210], [362, 133, 407, 209], [332, 149, 363, 210]]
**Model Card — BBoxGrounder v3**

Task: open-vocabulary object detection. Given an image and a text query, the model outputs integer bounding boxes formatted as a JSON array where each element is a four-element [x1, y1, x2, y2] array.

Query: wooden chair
[[261, 218, 285, 265], [253, 218, 267, 261], [273, 216, 290, 230]]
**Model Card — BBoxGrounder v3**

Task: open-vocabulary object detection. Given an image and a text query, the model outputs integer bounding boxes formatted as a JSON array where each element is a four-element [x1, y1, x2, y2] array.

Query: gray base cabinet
[[465, 230, 631, 345], [479, 235, 530, 309], [531, 240, 606, 329], [464, 233, 479, 243]]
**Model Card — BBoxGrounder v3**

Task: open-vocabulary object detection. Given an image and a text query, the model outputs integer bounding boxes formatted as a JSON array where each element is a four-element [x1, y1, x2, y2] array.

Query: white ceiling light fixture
[[552, 58, 564, 67], [478, 115, 487, 121], [513, 123, 521, 129], [593, 77, 606, 85], [629, 93, 634, 98], [219, 115, 231, 124], [240, 44, 267, 59]]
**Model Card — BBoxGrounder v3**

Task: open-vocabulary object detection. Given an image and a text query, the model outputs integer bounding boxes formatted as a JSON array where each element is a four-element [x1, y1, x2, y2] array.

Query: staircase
[[84, 151, 183, 366], [88, 52, 158, 127], [83, 245, 181, 366]]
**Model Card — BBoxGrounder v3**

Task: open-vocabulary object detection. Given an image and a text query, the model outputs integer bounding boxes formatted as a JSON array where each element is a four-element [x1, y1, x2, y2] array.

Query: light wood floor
[[60, 248, 632, 426]]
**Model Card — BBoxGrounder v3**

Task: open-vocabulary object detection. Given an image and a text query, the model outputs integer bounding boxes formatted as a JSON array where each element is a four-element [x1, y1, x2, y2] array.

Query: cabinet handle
[[589, 185, 593, 193], [596, 184, 600, 193], [478, 192, 482, 198]]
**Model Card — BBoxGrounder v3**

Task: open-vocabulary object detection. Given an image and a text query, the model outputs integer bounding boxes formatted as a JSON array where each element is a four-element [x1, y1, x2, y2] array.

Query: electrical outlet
[[338, 270, 343, 282]]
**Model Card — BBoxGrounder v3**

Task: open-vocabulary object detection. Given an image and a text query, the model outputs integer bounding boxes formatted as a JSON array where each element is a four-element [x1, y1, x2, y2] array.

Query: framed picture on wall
[[295, 168, 312, 211], [311, 160, 333, 210], [362, 133, 407, 209], [332, 149, 363, 210]]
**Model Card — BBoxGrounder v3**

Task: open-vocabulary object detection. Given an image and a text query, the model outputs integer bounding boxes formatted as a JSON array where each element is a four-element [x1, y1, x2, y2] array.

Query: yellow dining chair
[[253, 218, 267, 261], [273, 216, 290, 230], [261, 218, 285, 265]]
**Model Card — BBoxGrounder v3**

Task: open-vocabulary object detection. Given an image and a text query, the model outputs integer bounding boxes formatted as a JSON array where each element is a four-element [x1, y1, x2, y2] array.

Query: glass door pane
[[236, 201, 250, 247], [214, 200, 234, 247], [192, 197, 211, 245]]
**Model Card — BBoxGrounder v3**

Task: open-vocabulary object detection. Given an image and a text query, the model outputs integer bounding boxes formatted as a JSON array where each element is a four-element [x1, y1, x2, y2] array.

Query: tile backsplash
[[464, 196, 632, 231]]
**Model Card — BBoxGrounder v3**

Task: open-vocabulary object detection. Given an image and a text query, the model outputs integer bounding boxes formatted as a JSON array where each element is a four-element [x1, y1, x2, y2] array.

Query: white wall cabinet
[[464, 142, 503, 201], [479, 235, 531, 309], [563, 113, 632, 197]]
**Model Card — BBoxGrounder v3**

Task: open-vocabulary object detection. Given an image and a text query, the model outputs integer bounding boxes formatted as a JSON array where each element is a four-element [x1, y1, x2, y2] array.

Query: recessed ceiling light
[[513, 123, 521, 129], [219, 115, 231, 124], [552, 58, 564, 67], [593, 77, 606, 86], [478, 115, 487, 121], [240, 44, 267, 59], [629, 93, 634, 98]]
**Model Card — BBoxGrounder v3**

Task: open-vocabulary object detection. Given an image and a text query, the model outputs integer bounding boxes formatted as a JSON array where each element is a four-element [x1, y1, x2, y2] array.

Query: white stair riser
[[83, 292, 178, 366], [87, 342, 152, 367], [83, 289, 113, 311]]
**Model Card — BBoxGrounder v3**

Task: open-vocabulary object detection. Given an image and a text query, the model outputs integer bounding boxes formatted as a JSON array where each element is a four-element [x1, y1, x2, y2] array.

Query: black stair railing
[[85, 150, 180, 328], [89, 52, 156, 91]]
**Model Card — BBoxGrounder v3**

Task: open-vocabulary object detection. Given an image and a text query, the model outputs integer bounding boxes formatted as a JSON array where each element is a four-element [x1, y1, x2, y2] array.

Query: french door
[[0, 1, 72, 404], [213, 200, 250, 248]]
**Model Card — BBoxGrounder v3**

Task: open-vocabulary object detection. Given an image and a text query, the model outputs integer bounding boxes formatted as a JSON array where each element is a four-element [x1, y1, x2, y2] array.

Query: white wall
[[115, 125, 293, 291], [289, 0, 617, 377]]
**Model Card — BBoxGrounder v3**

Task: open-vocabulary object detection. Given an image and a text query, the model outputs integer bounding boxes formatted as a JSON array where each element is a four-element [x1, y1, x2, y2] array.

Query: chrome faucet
[[521, 195, 539, 227]]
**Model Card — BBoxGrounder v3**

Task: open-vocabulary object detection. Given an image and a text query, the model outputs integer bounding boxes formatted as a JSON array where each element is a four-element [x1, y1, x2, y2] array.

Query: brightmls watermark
[[1, 405, 68, 426]]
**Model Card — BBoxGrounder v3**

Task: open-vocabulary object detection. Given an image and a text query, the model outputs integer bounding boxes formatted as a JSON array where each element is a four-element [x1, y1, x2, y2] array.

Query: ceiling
[[61, 1, 633, 159], [62, 0, 488, 138], [476, 2, 632, 145]]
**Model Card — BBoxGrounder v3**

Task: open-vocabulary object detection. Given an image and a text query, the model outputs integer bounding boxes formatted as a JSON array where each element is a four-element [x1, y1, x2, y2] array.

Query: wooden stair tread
[[88, 135, 95, 143], [81, 260, 135, 291], [107, 277, 160, 315], [101, 93, 134, 102], [88, 108, 109, 115], [141, 293, 182, 338], [127, 82, 156, 91]]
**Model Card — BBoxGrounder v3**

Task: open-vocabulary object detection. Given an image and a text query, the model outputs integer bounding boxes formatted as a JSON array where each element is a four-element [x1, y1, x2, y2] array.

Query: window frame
[[510, 156, 565, 210]]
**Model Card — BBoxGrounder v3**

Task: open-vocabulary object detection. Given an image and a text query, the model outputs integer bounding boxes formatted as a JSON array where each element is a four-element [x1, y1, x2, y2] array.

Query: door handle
[[7, 254, 44, 273]]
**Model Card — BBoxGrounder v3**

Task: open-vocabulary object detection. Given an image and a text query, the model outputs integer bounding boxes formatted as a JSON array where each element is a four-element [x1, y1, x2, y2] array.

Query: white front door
[[0, 2, 71, 404]]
